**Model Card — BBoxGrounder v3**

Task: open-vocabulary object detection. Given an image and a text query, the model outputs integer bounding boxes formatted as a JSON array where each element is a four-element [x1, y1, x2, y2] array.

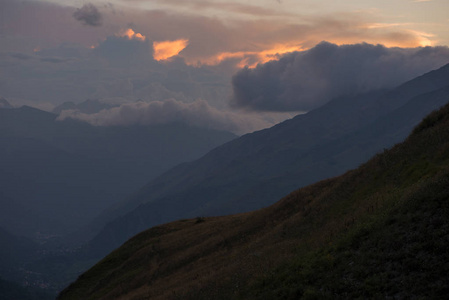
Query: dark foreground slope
[[87, 63, 449, 256], [59, 101, 449, 299]]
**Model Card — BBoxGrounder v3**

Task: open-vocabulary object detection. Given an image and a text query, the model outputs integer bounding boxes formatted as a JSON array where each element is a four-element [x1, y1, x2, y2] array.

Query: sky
[[1, 0, 449, 134]]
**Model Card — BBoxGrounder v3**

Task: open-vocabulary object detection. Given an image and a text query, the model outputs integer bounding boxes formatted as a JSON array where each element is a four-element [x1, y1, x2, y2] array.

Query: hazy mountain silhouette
[[85, 63, 449, 257], [0, 276, 53, 300], [52, 99, 115, 114], [0, 98, 12, 109], [58, 96, 449, 300], [0, 227, 38, 282], [0, 227, 56, 298], [0, 106, 236, 238]]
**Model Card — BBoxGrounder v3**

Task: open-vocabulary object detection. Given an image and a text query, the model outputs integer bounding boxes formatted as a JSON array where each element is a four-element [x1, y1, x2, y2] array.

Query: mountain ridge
[[0, 105, 236, 238], [85, 63, 449, 256], [58, 97, 449, 300]]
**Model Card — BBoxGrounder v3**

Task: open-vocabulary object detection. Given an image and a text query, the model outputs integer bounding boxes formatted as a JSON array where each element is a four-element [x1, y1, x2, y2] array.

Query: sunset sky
[[1, 0, 449, 133], [3, 0, 449, 62]]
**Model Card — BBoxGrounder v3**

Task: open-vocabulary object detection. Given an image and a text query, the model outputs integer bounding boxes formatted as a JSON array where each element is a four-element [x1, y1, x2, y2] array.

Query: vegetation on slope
[[59, 101, 449, 299], [87, 64, 449, 258]]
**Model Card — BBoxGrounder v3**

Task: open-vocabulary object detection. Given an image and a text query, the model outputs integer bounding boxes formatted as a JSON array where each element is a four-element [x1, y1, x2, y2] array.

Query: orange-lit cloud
[[408, 30, 435, 46], [182, 43, 304, 68], [90, 7, 440, 68], [173, 16, 438, 68], [116, 28, 146, 41], [176, 20, 437, 68], [242, 44, 307, 68], [153, 39, 189, 61], [356, 23, 436, 47]]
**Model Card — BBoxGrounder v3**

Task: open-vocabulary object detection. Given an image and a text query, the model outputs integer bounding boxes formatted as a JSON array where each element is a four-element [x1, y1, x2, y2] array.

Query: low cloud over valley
[[57, 99, 289, 135]]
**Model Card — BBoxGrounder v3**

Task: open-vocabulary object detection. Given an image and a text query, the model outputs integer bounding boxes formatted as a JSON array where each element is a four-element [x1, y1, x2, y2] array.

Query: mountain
[[0, 227, 56, 298], [0, 227, 38, 282], [52, 99, 116, 114], [58, 99, 449, 300], [0, 105, 236, 238], [85, 63, 449, 256], [0, 277, 53, 300], [0, 97, 12, 109]]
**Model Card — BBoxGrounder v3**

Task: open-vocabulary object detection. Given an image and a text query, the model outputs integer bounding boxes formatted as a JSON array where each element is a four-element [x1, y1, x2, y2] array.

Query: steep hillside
[[59, 100, 449, 299], [0, 106, 236, 238], [87, 63, 449, 256]]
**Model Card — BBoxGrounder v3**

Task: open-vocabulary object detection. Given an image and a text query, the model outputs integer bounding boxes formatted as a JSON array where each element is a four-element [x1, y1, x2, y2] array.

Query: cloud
[[137, 11, 437, 68], [151, 0, 293, 18], [56, 99, 288, 134], [9, 53, 33, 60], [39, 57, 71, 63], [1, 0, 442, 67], [1, 0, 447, 116], [93, 29, 152, 65], [153, 39, 189, 61], [0, 34, 232, 107], [73, 3, 103, 27], [231, 42, 449, 111], [116, 28, 146, 41]]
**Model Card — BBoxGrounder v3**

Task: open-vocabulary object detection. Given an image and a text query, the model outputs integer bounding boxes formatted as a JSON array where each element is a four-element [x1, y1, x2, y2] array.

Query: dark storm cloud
[[73, 3, 103, 27], [231, 42, 449, 111]]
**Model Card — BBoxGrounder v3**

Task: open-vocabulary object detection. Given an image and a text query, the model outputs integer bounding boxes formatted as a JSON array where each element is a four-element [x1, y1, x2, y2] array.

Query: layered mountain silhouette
[[85, 63, 449, 257], [0, 276, 52, 300], [0, 105, 236, 238], [0, 227, 57, 299], [4, 63, 449, 296], [52, 99, 116, 115], [0, 98, 12, 109], [0, 227, 38, 282], [59, 96, 449, 300]]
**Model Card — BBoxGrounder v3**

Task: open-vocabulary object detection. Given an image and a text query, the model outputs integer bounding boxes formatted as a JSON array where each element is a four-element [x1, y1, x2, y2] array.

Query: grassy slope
[[58, 102, 449, 300]]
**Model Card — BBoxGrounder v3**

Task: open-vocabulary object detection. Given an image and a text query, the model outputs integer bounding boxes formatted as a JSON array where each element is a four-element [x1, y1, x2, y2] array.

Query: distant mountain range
[[58, 92, 449, 300], [52, 99, 116, 115], [0, 276, 52, 300], [84, 63, 449, 257], [0, 227, 38, 282], [4, 63, 449, 297], [0, 105, 236, 238], [0, 98, 12, 109]]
